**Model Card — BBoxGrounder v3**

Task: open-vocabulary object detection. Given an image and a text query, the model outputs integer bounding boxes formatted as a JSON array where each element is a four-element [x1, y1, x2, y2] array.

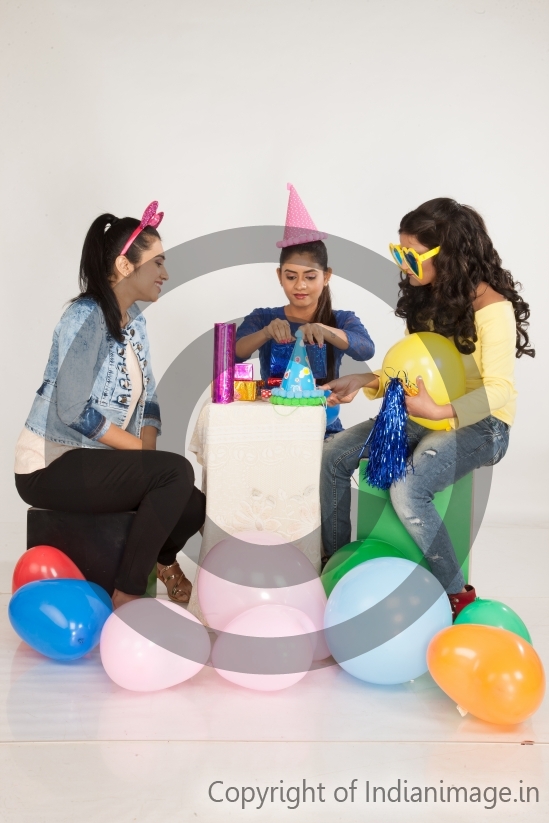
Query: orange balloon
[[428, 624, 545, 725]]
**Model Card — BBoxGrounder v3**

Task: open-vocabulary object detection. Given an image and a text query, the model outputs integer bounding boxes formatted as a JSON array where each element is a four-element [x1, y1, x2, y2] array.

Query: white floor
[[0, 522, 547, 821]]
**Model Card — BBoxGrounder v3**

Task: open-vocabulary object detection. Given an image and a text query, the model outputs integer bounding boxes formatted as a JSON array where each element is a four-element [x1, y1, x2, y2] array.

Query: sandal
[[157, 561, 192, 604]]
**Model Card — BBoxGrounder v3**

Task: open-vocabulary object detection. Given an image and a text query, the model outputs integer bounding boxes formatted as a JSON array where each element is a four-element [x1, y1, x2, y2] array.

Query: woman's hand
[[405, 376, 455, 420], [298, 323, 325, 347], [236, 318, 293, 360], [298, 322, 350, 350], [323, 373, 379, 405], [263, 318, 293, 344]]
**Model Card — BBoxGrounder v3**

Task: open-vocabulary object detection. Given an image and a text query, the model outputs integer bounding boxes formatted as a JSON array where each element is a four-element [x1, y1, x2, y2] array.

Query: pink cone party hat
[[276, 183, 328, 248], [270, 330, 326, 406]]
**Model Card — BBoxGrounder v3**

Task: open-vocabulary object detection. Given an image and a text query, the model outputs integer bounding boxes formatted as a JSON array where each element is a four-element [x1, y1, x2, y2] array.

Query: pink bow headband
[[119, 201, 164, 256]]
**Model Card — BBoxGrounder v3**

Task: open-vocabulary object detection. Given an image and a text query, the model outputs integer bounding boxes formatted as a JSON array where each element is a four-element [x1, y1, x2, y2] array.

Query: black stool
[[26, 508, 157, 597]]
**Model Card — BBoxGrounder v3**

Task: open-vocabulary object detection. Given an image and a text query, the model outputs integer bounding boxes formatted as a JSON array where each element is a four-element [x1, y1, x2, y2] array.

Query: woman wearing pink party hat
[[235, 183, 375, 435]]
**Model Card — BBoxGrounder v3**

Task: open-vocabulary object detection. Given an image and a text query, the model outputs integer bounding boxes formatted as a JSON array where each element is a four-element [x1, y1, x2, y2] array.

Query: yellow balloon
[[381, 332, 466, 430]]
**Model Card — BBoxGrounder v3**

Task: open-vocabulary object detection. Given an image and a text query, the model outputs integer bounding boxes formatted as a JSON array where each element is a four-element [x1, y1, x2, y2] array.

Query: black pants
[[15, 449, 206, 595]]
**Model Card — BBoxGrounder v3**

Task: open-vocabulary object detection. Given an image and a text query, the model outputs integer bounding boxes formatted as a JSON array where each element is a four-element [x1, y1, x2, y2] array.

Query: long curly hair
[[395, 198, 534, 358]]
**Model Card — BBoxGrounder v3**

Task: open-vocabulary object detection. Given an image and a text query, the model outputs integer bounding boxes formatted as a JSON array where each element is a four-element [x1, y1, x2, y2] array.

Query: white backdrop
[[1, 0, 547, 525]]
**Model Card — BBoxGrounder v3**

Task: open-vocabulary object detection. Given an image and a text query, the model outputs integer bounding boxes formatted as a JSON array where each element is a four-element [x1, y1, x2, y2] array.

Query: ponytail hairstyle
[[279, 240, 336, 382], [75, 214, 162, 342], [395, 198, 534, 358]]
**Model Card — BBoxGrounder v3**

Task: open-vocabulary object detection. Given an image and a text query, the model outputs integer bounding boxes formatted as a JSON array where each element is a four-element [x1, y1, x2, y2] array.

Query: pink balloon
[[197, 535, 330, 660], [100, 600, 208, 692], [212, 605, 315, 691]]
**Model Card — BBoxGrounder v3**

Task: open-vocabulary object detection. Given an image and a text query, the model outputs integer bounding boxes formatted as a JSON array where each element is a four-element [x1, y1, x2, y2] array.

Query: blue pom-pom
[[362, 377, 409, 490]]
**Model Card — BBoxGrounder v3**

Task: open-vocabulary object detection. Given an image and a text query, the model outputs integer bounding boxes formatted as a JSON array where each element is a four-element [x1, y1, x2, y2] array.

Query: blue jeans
[[320, 416, 510, 593]]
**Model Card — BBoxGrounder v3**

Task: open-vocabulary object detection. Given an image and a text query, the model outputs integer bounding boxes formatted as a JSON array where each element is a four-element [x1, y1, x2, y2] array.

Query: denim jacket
[[24, 297, 161, 448]]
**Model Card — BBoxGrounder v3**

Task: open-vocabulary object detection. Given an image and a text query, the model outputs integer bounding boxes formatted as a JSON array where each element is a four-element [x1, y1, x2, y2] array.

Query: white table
[[187, 399, 326, 623]]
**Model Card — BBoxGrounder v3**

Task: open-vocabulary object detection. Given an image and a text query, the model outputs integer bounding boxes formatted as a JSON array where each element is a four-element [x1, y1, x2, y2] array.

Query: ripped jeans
[[320, 416, 510, 593]]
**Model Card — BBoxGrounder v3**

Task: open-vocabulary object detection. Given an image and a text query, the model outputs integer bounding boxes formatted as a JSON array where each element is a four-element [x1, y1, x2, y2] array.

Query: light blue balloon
[[9, 578, 112, 661], [324, 557, 452, 684]]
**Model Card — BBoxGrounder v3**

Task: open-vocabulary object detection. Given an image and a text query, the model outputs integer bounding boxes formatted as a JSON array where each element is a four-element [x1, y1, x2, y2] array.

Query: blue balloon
[[8, 579, 112, 661], [323, 390, 340, 427], [326, 404, 340, 427], [324, 557, 452, 684]]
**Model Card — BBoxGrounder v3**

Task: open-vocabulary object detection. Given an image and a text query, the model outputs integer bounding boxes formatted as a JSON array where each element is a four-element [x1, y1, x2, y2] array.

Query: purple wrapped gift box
[[234, 363, 253, 380]]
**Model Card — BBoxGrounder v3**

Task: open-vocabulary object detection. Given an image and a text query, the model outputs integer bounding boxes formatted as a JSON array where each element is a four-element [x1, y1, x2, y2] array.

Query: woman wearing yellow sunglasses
[[321, 197, 534, 618], [389, 242, 440, 282]]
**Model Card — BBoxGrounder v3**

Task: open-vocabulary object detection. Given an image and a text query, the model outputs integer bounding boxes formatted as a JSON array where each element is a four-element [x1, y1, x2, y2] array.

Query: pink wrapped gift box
[[234, 363, 253, 380]]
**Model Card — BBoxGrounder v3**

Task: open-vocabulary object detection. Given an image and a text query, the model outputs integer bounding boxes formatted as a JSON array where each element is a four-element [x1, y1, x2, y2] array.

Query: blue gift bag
[[270, 341, 327, 379]]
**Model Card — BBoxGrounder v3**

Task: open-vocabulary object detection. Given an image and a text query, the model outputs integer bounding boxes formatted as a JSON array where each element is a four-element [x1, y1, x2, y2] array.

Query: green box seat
[[357, 460, 472, 583]]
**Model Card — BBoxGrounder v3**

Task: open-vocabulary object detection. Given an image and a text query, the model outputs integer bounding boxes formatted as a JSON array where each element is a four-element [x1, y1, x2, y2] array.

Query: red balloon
[[12, 545, 85, 593]]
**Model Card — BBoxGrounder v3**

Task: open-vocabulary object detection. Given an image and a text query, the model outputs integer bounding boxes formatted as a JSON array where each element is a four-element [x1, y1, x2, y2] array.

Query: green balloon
[[321, 537, 429, 598], [455, 598, 532, 644]]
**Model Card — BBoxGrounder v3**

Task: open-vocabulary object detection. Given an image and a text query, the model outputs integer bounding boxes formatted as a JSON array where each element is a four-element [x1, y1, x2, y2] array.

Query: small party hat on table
[[276, 183, 328, 248], [270, 331, 326, 406]]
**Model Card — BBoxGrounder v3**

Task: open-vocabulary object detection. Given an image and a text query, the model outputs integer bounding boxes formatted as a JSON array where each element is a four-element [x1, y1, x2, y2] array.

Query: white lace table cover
[[187, 399, 326, 623]]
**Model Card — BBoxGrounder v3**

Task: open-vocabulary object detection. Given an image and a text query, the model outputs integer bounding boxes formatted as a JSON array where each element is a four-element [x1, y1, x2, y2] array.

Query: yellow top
[[363, 301, 517, 429]]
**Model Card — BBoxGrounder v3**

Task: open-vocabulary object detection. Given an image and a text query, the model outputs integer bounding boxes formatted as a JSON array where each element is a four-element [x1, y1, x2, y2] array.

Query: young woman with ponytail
[[235, 185, 375, 434], [14, 204, 205, 609], [321, 198, 534, 617]]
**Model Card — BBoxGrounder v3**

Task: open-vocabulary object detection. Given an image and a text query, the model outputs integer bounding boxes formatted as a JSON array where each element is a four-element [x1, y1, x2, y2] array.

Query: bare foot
[[112, 589, 142, 610]]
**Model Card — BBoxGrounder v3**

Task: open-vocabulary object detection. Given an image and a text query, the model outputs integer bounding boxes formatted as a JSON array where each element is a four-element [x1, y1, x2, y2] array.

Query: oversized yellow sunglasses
[[389, 243, 440, 280]]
